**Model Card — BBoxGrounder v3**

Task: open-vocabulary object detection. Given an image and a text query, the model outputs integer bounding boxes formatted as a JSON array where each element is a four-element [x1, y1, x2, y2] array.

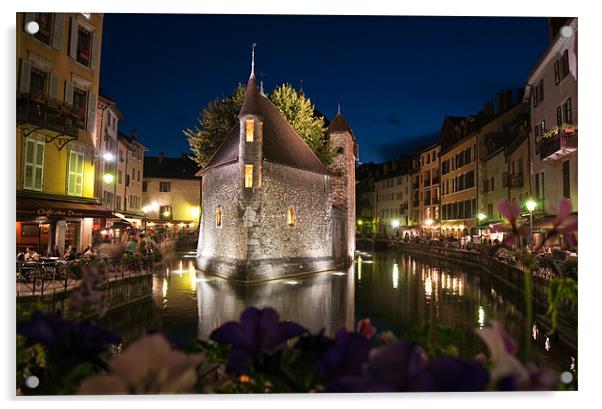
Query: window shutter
[[48, 73, 58, 99], [23, 139, 35, 189], [64, 80, 74, 105], [90, 32, 99, 70], [69, 17, 78, 59], [34, 141, 45, 190], [68, 151, 76, 194], [19, 59, 31, 94], [86, 91, 97, 132], [51, 13, 64, 49], [23, 13, 35, 31], [76, 152, 84, 194]]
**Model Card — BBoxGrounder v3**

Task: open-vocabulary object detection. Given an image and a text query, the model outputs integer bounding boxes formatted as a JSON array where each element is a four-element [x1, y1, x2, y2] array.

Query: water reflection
[[104, 249, 575, 375], [195, 265, 355, 339]]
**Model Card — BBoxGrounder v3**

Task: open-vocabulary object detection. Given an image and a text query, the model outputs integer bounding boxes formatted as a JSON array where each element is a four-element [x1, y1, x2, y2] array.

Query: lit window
[[245, 164, 253, 188], [216, 206, 222, 227], [246, 118, 254, 142], [287, 207, 296, 227]]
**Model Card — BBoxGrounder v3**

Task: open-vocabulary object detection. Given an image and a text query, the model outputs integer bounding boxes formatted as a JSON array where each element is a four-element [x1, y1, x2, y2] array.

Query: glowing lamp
[[190, 206, 200, 219], [103, 152, 115, 162], [477, 213, 487, 222], [357, 220, 363, 226], [526, 199, 537, 212], [391, 219, 400, 228], [102, 173, 114, 184], [425, 218, 433, 227]]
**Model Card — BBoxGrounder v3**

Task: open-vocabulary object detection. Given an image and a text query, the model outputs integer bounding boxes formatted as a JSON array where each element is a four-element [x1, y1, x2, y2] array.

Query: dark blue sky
[[100, 14, 549, 163]]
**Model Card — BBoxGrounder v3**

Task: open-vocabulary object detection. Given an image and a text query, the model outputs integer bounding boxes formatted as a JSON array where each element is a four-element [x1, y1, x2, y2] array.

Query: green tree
[[185, 84, 245, 167], [185, 83, 332, 167], [269, 84, 331, 165]]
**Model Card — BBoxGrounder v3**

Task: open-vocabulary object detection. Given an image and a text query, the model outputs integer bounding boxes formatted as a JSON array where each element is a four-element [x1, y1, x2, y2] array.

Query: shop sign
[[36, 208, 85, 218]]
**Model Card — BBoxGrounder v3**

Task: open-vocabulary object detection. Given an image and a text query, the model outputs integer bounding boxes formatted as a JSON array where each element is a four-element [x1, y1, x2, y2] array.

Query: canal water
[[102, 249, 576, 376]]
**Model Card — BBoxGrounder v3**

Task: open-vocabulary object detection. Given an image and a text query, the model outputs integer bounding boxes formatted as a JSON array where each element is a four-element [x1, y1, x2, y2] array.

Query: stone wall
[[328, 131, 356, 259], [197, 161, 342, 281]]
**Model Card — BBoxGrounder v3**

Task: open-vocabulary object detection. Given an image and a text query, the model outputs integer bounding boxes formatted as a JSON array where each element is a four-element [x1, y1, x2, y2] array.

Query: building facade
[[95, 95, 122, 211], [142, 154, 201, 231], [16, 13, 109, 255], [418, 144, 440, 236], [374, 169, 412, 238], [525, 18, 578, 218], [114, 132, 148, 226]]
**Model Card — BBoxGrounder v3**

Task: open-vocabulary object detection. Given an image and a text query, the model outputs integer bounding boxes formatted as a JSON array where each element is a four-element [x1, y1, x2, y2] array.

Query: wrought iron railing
[[17, 94, 80, 138]]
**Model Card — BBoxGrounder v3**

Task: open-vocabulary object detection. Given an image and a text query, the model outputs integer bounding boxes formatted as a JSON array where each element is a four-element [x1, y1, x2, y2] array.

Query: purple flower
[[317, 328, 371, 379], [355, 319, 376, 339], [415, 356, 489, 392], [294, 328, 335, 363], [17, 311, 120, 366], [497, 363, 557, 391], [491, 199, 531, 247], [476, 321, 528, 384], [210, 307, 306, 373], [547, 199, 578, 249]]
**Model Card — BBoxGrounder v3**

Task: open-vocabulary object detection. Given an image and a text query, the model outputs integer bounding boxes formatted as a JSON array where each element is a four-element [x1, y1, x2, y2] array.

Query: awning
[[17, 196, 113, 220], [532, 212, 577, 230]]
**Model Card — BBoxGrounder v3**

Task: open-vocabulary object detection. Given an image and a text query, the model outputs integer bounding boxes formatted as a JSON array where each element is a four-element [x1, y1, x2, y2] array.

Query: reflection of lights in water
[[545, 337, 551, 351], [412, 260, 417, 274], [331, 272, 346, 276], [166, 268, 170, 276], [452, 277, 458, 293], [284, 280, 299, 285], [392, 263, 399, 289], [532, 324, 539, 340], [478, 306, 485, 328], [196, 278, 212, 282], [441, 273, 446, 289], [446, 276, 451, 290], [162, 278, 168, 298], [424, 276, 433, 298], [458, 279, 464, 296], [570, 357, 576, 372], [357, 258, 362, 281]]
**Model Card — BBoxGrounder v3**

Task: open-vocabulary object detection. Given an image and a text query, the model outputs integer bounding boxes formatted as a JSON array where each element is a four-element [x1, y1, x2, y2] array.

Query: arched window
[[245, 118, 254, 142], [216, 206, 222, 227], [287, 207, 296, 227]]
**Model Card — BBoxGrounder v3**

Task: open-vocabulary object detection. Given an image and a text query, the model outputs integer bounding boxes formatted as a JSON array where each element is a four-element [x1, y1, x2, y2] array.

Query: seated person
[[24, 247, 40, 262]]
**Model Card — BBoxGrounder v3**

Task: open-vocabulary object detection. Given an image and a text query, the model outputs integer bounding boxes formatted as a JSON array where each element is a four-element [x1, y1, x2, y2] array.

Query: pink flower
[[476, 321, 528, 384], [356, 318, 377, 339], [548, 199, 578, 248], [77, 334, 204, 394], [491, 200, 531, 247]]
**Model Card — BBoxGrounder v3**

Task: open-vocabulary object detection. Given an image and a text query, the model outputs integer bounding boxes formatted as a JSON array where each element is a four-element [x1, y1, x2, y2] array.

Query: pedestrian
[[24, 247, 40, 262]]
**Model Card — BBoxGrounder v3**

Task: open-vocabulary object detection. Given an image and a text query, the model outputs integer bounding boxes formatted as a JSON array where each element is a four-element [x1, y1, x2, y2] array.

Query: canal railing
[[16, 255, 155, 298]]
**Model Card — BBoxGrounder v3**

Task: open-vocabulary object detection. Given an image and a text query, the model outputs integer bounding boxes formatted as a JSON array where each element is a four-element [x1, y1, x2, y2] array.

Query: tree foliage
[[185, 83, 332, 167]]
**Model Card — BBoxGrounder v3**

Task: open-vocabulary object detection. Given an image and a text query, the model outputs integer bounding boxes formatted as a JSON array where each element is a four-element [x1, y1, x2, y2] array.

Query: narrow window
[[287, 207, 296, 227], [538, 79, 544, 102], [245, 118, 254, 142], [216, 206, 222, 227], [562, 50, 570, 77], [259, 121, 263, 144], [554, 60, 561, 85], [244, 164, 253, 188], [67, 150, 84, 196], [557, 106, 562, 126], [562, 160, 570, 199], [563, 98, 572, 124], [160, 205, 172, 220]]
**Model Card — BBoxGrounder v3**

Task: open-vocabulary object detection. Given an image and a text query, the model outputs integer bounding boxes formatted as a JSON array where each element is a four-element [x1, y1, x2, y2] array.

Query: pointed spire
[[337, 103, 341, 115], [250, 42, 256, 78], [260, 81, 265, 96]]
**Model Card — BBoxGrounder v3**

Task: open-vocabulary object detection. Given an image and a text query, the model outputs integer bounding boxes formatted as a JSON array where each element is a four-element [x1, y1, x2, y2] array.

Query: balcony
[[17, 94, 80, 139], [539, 129, 578, 162], [432, 176, 439, 185], [424, 179, 431, 188], [424, 198, 431, 206], [431, 196, 440, 205]]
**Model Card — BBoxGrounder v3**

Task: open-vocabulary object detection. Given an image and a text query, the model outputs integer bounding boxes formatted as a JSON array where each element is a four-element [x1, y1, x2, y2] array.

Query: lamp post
[[526, 199, 537, 245], [477, 213, 487, 244]]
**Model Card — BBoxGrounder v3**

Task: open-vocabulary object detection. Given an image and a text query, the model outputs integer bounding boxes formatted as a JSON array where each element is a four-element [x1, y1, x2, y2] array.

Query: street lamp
[[103, 152, 115, 162], [526, 199, 537, 245], [477, 213, 487, 244], [102, 173, 114, 184]]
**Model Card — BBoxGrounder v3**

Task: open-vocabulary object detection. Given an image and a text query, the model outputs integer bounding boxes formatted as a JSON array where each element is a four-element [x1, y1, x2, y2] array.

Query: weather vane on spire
[[337, 102, 341, 114], [251, 42, 256, 78]]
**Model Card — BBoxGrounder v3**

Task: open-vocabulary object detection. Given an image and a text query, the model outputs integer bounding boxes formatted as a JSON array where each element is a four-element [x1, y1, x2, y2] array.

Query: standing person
[[125, 231, 138, 254]]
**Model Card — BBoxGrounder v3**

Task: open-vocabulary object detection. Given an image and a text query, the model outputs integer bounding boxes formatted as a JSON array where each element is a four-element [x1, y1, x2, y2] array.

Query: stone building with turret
[[196, 53, 356, 282]]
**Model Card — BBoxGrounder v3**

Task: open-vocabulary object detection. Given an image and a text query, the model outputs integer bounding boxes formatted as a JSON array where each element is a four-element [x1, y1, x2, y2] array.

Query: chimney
[[504, 89, 513, 111], [159, 151, 164, 165], [516, 87, 524, 103], [496, 92, 505, 114], [483, 101, 494, 116]]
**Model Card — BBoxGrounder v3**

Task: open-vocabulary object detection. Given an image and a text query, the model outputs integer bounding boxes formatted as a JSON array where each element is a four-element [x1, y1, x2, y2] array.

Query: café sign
[[36, 208, 85, 218]]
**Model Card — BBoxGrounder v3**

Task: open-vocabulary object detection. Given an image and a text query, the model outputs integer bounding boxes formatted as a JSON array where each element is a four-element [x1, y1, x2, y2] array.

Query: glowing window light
[[245, 164, 253, 188], [245, 118, 254, 142], [216, 206, 222, 227], [287, 207, 296, 227]]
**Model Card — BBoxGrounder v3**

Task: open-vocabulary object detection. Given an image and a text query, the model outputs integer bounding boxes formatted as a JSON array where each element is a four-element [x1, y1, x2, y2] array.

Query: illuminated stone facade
[[197, 68, 355, 282]]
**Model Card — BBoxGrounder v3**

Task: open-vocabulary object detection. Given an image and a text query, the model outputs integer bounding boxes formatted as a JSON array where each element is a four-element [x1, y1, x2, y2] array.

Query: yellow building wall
[[16, 13, 103, 200]]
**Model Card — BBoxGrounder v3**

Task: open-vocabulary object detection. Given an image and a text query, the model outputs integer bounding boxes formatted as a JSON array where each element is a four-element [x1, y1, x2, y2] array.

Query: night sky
[[100, 14, 549, 163]]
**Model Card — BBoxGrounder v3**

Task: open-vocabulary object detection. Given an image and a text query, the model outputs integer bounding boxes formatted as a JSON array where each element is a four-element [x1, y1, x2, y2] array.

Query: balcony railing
[[424, 198, 431, 206], [17, 94, 80, 138], [539, 129, 578, 162], [431, 197, 440, 205], [432, 176, 439, 185], [424, 179, 431, 188]]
